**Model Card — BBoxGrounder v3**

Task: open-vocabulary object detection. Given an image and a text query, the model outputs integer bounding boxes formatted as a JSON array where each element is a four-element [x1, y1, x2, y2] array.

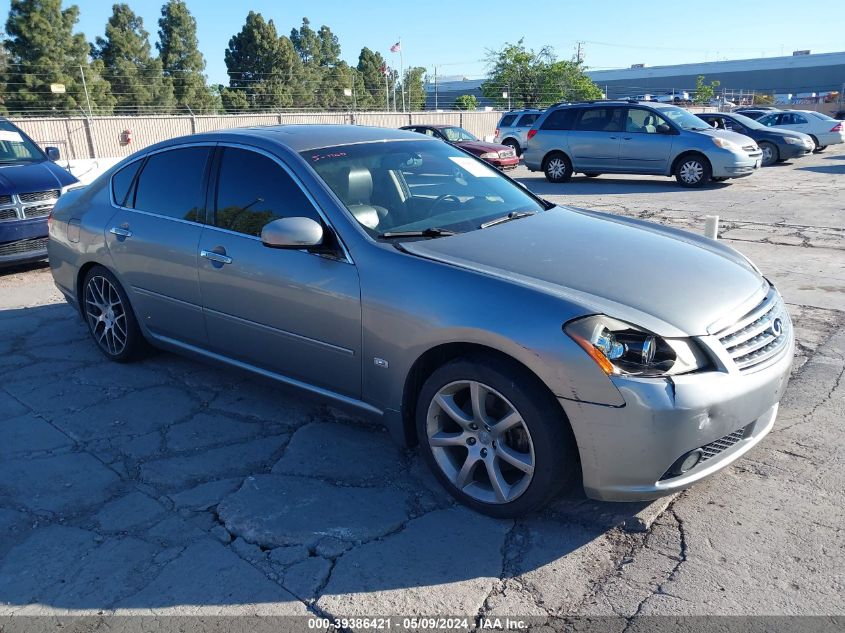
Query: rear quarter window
[[516, 113, 539, 126], [498, 114, 517, 128], [111, 160, 143, 207], [540, 108, 577, 131]]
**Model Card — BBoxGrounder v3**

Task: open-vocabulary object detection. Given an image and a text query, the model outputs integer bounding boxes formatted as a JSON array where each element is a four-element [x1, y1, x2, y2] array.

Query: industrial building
[[425, 50, 845, 108]]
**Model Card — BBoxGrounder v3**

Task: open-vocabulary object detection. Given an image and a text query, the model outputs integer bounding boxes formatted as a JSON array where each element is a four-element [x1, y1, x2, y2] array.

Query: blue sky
[[3, 0, 844, 84]]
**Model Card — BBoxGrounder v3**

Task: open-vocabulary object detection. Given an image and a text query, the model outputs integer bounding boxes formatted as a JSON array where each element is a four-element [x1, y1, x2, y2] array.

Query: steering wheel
[[429, 194, 462, 214]]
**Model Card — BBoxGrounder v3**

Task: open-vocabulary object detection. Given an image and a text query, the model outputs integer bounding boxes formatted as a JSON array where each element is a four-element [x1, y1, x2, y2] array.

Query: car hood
[[402, 207, 768, 337], [694, 128, 757, 146], [0, 160, 77, 196], [455, 140, 511, 154]]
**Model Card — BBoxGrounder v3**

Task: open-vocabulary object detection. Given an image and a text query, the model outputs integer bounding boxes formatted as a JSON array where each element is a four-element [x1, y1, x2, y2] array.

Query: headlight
[[784, 137, 803, 145], [711, 137, 740, 151], [564, 315, 710, 377], [479, 152, 498, 159]]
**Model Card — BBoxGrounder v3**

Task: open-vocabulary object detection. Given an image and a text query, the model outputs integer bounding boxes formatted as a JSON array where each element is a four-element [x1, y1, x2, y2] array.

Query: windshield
[[660, 106, 711, 130], [303, 139, 546, 238], [729, 113, 766, 130], [0, 120, 44, 163], [439, 127, 477, 142]]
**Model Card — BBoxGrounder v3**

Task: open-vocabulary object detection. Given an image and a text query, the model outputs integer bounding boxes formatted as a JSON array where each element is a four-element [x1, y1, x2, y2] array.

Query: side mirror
[[656, 123, 674, 135], [261, 217, 324, 249], [45, 146, 61, 161]]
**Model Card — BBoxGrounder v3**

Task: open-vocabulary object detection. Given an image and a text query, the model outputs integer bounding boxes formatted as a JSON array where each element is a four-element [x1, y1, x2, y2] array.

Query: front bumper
[[778, 142, 813, 160], [0, 217, 49, 267], [709, 149, 762, 178], [560, 332, 794, 501], [483, 156, 519, 170]]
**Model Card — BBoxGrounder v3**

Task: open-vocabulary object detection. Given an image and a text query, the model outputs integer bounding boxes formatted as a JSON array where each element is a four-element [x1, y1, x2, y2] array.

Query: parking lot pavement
[[0, 148, 844, 620]]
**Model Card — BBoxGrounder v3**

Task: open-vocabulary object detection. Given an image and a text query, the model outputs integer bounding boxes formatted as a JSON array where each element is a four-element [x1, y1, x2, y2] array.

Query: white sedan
[[757, 110, 845, 152]]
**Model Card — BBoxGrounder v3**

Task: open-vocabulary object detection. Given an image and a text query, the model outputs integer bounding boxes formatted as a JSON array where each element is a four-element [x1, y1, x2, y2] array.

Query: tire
[[503, 138, 521, 157], [583, 173, 601, 178], [674, 154, 712, 188], [542, 152, 573, 183], [81, 265, 147, 362], [759, 141, 778, 167], [416, 355, 577, 518], [809, 136, 826, 153]]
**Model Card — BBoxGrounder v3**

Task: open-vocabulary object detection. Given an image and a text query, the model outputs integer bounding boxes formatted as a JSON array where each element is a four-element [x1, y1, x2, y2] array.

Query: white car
[[655, 91, 689, 103], [757, 110, 845, 152]]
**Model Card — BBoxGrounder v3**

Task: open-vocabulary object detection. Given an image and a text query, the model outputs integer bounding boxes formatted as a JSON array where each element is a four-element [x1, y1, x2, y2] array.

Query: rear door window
[[133, 147, 211, 222], [575, 107, 624, 132], [498, 114, 517, 127], [540, 109, 577, 131], [515, 113, 539, 127]]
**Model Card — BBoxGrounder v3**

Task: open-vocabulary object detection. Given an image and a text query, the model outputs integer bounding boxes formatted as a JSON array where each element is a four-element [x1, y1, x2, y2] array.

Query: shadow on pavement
[[0, 302, 659, 613], [516, 174, 731, 196], [797, 164, 845, 175]]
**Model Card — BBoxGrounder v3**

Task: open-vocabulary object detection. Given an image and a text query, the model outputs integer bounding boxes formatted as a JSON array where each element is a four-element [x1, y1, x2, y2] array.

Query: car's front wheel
[[416, 356, 577, 517], [543, 152, 573, 183], [674, 154, 711, 188], [82, 266, 146, 362], [759, 141, 778, 166], [503, 139, 521, 157]]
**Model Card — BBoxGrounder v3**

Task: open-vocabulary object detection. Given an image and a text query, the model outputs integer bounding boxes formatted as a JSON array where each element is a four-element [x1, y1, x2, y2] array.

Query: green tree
[[693, 75, 721, 105], [290, 17, 320, 65], [224, 11, 301, 110], [4, 0, 115, 115], [403, 66, 426, 110], [157, 0, 218, 112], [93, 3, 173, 114], [453, 94, 478, 110], [357, 47, 390, 110], [317, 25, 340, 67], [482, 39, 601, 108]]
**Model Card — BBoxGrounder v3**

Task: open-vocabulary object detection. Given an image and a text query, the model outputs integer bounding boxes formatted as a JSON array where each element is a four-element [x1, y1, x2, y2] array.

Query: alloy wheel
[[761, 144, 775, 166], [679, 160, 704, 184], [85, 275, 128, 356], [546, 158, 567, 179], [426, 380, 535, 504]]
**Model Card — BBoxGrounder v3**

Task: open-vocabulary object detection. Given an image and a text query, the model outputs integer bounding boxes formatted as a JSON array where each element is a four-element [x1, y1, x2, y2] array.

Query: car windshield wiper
[[479, 211, 536, 229], [377, 227, 458, 239]]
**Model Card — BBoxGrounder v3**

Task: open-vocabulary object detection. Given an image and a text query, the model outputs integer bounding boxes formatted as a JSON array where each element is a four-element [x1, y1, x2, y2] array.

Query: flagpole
[[399, 39, 406, 112]]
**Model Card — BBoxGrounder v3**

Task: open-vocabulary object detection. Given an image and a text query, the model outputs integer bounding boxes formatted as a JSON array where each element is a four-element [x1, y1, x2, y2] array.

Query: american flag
[[390, 41, 401, 53]]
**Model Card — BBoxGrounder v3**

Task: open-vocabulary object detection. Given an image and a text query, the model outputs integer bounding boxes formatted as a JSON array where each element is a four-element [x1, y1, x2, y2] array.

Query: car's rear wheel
[[809, 135, 827, 153], [674, 154, 711, 188], [759, 141, 778, 166], [416, 356, 577, 518], [543, 152, 573, 183], [503, 138, 521, 157], [82, 266, 146, 362]]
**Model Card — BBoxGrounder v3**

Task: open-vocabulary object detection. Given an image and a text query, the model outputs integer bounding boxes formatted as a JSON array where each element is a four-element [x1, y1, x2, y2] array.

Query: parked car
[[733, 108, 780, 120], [0, 118, 79, 268], [697, 112, 814, 166], [756, 110, 845, 152], [493, 109, 543, 156], [655, 91, 689, 104], [523, 101, 763, 187], [400, 124, 518, 169], [48, 125, 794, 517], [834, 110, 845, 121]]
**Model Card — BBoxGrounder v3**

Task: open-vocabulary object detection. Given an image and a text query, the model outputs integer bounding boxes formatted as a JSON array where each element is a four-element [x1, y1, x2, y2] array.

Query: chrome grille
[[0, 195, 11, 205], [19, 189, 59, 203], [717, 287, 790, 371], [24, 204, 52, 218], [0, 236, 48, 257], [0, 208, 16, 221]]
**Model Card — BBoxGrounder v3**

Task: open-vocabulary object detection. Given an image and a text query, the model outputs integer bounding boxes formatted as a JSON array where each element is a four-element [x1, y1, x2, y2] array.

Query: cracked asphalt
[[0, 148, 843, 625]]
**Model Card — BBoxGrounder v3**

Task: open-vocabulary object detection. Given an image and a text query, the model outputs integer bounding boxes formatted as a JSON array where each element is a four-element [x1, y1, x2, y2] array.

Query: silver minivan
[[523, 100, 763, 187]]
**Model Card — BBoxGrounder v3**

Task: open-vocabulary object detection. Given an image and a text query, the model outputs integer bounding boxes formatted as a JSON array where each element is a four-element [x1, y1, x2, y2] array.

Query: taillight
[[831, 123, 842, 132], [494, 128, 500, 137], [527, 129, 537, 140]]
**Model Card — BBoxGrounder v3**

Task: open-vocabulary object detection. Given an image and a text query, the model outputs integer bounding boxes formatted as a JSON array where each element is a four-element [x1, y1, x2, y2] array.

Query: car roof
[[145, 124, 436, 154]]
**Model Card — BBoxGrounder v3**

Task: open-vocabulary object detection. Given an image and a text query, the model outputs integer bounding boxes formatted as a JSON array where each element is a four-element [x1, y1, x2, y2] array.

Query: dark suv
[[0, 118, 78, 267]]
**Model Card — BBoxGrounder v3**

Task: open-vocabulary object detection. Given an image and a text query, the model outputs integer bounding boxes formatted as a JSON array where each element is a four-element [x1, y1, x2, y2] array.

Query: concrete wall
[[9, 111, 503, 160]]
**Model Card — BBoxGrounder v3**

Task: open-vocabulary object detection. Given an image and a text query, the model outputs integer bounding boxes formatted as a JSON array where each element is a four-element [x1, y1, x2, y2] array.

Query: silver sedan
[[48, 125, 794, 517]]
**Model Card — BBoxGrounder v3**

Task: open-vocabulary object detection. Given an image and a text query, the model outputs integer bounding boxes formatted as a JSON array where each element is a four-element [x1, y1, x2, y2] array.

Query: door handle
[[109, 226, 132, 238], [200, 249, 233, 265], [609, 136, 618, 140], [623, 137, 633, 140]]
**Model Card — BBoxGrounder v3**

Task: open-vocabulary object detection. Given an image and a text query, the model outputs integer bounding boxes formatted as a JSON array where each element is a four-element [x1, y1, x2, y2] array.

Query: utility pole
[[434, 66, 438, 111], [575, 41, 585, 64], [79, 64, 93, 117]]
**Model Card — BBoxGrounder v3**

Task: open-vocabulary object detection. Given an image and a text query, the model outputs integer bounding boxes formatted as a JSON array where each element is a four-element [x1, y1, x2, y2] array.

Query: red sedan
[[400, 124, 519, 170]]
